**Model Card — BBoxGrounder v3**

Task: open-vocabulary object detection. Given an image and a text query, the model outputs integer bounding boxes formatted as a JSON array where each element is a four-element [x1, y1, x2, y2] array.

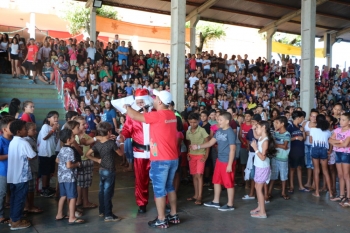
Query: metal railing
[[54, 69, 77, 112]]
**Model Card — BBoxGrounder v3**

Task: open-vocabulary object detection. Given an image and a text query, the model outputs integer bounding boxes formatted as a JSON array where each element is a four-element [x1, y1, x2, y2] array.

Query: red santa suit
[[121, 89, 151, 209]]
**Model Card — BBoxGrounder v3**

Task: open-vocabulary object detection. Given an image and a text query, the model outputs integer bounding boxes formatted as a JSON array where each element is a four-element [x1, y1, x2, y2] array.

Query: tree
[[185, 21, 226, 53], [58, 0, 118, 35], [273, 33, 301, 62]]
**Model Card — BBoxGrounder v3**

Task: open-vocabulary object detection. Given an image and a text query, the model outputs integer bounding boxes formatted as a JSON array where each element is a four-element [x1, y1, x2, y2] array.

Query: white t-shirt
[[86, 47, 96, 60], [78, 86, 88, 97], [188, 76, 199, 88], [202, 59, 211, 69], [227, 60, 236, 73], [11, 44, 19, 55], [37, 124, 58, 157], [195, 58, 203, 64], [7, 136, 36, 184]]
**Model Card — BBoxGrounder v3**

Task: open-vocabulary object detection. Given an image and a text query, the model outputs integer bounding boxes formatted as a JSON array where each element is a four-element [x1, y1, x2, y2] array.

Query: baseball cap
[[153, 90, 172, 105]]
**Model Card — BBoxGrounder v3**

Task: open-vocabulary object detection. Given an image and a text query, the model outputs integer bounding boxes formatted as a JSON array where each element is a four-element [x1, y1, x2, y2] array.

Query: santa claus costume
[[120, 89, 152, 213]]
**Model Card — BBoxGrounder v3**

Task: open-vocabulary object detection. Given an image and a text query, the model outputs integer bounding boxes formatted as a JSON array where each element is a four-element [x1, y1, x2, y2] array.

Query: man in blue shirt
[[117, 41, 129, 65]]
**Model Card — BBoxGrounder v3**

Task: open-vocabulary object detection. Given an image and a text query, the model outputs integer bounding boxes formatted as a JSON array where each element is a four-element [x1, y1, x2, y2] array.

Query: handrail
[[54, 69, 76, 112]]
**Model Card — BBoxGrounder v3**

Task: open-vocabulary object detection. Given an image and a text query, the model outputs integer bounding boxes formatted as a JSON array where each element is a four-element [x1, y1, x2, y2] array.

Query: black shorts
[[39, 155, 57, 176], [289, 156, 305, 169], [10, 54, 19, 60], [22, 60, 37, 71]]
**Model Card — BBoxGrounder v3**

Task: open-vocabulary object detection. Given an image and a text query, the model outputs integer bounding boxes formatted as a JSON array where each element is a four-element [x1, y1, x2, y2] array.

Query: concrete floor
[[1, 162, 349, 233]]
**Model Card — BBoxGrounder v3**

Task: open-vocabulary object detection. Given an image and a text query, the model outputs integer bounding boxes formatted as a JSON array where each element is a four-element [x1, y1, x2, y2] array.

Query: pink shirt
[[68, 49, 78, 60], [333, 128, 350, 153], [207, 83, 215, 95]]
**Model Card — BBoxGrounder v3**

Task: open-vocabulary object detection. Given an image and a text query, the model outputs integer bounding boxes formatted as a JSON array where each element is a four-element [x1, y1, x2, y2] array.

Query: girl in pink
[[68, 44, 78, 66], [207, 78, 215, 96], [329, 112, 350, 206]]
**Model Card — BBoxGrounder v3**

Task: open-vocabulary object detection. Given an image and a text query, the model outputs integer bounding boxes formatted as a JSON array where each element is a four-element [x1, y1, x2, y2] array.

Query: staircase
[[0, 74, 66, 128]]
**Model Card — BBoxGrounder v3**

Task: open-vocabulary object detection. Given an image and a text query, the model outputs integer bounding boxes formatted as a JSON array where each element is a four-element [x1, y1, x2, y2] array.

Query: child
[[0, 116, 15, 225], [78, 81, 88, 98], [7, 120, 36, 230], [192, 112, 236, 211], [55, 129, 84, 224], [85, 107, 97, 136], [70, 94, 79, 111], [329, 112, 350, 206], [186, 113, 209, 205], [269, 116, 291, 200], [85, 122, 124, 222], [24, 122, 43, 213], [37, 111, 59, 197], [309, 114, 332, 198], [250, 121, 276, 218]]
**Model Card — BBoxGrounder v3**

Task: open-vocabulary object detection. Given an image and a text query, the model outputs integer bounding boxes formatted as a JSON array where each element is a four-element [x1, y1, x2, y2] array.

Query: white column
[[323, 33, 336, 68], [266, 27, 276, 63], [189, 15, 200, 54], [29, 12, 36, 39], [301, 0, 316, 114], [90, 6, 97, 42], [170, 0, 186, 111]]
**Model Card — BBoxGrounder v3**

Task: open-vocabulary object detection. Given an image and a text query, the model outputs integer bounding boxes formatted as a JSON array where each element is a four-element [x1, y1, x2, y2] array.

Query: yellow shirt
[[75, 134, 92, 161], [248, 103, 257, 110], [186, 126, 209, 155]]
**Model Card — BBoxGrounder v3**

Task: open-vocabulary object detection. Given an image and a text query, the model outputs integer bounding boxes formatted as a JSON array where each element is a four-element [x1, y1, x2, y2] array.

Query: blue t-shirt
[[102, 109, 116, 128], [287, 123, 304, 158], [0, 136, 11, 177], [117, 46, 129, 60], [124, 86, 134, 95], [214, 128, 236, 163], [85, 113, 96, 133]]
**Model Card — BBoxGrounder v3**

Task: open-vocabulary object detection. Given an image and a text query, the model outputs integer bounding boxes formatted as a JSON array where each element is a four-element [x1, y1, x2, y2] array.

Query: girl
[[250, 121, 276, 218], [10, 37, 20, 78], [325, 115, 337, 194], [70, 94, 79, 112], [309, 114, 332, 198], [20, 101, 35, 123], [88, 69, 96, 85], [329, 113, 350, 206]]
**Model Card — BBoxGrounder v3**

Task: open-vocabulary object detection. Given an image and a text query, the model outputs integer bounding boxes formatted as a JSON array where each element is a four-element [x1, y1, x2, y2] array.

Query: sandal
[[83, 203, 98, 209], [186, 197, 196, 201], [330, 195, 345, 202], [281, 194, 290, 200], [339, 198, 349, 207], [56, 215, 68, 221], [0, 218, 10, 224], [26, 207, 44, 214], [195, 200, 203, 205], [68, 218, 85, 225], [288, 189, 294, 194]]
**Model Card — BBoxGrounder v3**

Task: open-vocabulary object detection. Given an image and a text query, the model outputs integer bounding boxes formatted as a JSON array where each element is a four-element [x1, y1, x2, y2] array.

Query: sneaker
[[242, 195, 255, 200], [10, 220, 31, 231], [203, 201, 220, 208], [104, 214, 121, 222], [166, 213, 180, 224], [148, 217, 169, 228], [218, 204, 235, 211], [29, 80, 35, 84], [21, 75, 29, 79], [41, 189, 55, 198]]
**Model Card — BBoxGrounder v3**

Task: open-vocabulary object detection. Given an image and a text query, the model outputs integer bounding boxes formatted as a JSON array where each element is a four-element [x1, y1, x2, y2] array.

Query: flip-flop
[[56, 215, 68, 221], [83, 203, 98, 209], [288, 189, 294, 194], [195, 200, 203, 205], [312, 193, 320, 197], [299, 188, 310, 192], [250, 210, 260, 215], [251, 213, 267, 219], [187, 197, 196, 201], [68, 218, 85, 225], [281, 195, 290, 200], [0, 218, 10, 224]]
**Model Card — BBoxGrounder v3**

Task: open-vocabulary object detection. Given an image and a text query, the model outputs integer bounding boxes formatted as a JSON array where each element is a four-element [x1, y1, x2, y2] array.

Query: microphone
[[138, 105, 150, 112]]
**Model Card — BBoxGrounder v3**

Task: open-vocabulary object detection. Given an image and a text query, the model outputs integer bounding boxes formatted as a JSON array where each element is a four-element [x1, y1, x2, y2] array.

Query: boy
[[84, 107, 97, 136], [55, 129, 84, 224], [0, 116, 15, 225], [7, 120, 36, 230], [186, 113, 209, 205], [191, 112, 236, 211], [268, 116, 291, 200], [78, 81, 88, 98], [200, 111, 212, 186], [85, 122, 124, 222]]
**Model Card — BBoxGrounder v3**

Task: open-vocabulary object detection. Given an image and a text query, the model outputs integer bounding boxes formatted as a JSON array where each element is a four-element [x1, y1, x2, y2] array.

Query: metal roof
[[78, 0, 350, 42]]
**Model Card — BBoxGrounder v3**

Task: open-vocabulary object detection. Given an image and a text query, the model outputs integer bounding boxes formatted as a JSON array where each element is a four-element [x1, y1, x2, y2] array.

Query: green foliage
[[59, 1, 117, 35], [196, 21, 226, 52]]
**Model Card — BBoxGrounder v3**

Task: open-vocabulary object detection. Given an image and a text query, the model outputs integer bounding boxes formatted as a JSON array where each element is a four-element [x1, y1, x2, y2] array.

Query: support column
[[29, 12, 36, 39], [323, 33, 336, 68], [170, 0, 186, 111], [301, 0, 316, 115], [266, 27, 276, 63], [90, 6, 96, 42], [189, 15, 200, 54]]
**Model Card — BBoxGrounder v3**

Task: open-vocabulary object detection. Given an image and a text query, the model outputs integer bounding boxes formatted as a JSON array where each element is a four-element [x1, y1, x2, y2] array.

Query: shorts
[[289, 156, 305, 169], [328, 151, 336, 165], [77, 160, 94, 188], [28, 172, 37, 193], [249, 165, 256, 180], [270, 159, 288, 181], [311, 146, 328, 160], [212, 159, 236, 188], [39, 155, 56, 176], [254, 167, 271, 184], [180, 152, 188, 167], [304, 144, 314, 169], [22, 60, 37, 71], [240, 148, 249, 165], [335, 152, 350, 164], [189, 154, 205, 175], [149, 160, 178, 198], [59, 182, 78, 199], [10, 54, 19, 60]]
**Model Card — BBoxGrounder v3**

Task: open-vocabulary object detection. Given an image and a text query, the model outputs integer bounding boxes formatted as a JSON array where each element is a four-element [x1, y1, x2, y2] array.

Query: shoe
[[104, 214, 121, 222], [166, 213, 180, 224], [242, 195, 255, 200], [148, 217, 169, 228], [33, 79, 37, 84], [138, 206, 146, 213], [10, 219, 31, 231], [40, 189, 55, 198], [12, 75, 16, 79], [21, 75, 29, 79], [203, 201, 220, 208], [218, 204, 235, 211], [29, 80, 35, 84]]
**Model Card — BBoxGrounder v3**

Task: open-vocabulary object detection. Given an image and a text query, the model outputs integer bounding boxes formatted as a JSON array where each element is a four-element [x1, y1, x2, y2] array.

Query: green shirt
[[186, 126, 209, 155], [99, 70, 113, 82]]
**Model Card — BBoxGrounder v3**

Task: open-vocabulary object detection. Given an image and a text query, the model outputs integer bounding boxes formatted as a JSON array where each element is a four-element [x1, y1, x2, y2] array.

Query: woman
[[10, 37, 20, 78], [77, 65, 88, 85], [19, 101, 35, 122], [102, 99, 117, 134], [68, 65, 77, 82], [0, 33, 9, 74], [247, 96, 257, 110]]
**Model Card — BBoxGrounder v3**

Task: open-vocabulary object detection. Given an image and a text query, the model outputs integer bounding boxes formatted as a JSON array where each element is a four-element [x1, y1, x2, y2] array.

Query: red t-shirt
[[144, 110, 178, 161], [21, 113, 33, 122], [189, 59, 196, 70], [64, 81, 75, 93], [240, 122, 252, 149], [27, 45, 39, 62]]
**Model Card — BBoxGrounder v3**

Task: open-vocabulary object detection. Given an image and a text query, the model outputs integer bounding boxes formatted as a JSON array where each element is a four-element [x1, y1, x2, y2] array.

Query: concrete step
[[0, 87, 58, 94], [0, 98, 63, 105], [0, 92, 60, 100]]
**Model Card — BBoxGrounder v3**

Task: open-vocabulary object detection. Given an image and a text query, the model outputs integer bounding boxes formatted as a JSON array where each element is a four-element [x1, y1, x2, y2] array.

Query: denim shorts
[[149, 160, 178, 198], [59, 182, 78, 199], [304, 144, 314, 169], [270, 159, 288, 181], [335, 152, 350, 164], [311, 146, 328, 160]]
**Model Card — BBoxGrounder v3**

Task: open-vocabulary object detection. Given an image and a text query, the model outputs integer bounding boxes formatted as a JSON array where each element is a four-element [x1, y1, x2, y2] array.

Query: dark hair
[[220, 112, 232, 121], [0, 116, 15, 130], [342, 112, 350, 121], [310, 108, 319, 114], [25, 122, 36, 130], [97, 122, 112, 136], [188, 113, 200, 121], [9, 119, 26, 136], [291, 111, 304, 120], [245, 110, 254, 116], [59, 128, 73, 143], [274, 116, 288, 128], [43, 111, 59, 125], [201, 111, 209, 117], [9, 98, 21, 116], [176, 116, 184, 132], [22, 101, 33, 111], [257, 121, 277, 158], [316, 114, 330, 131], [65, 111, 78, 121], [64, 120, 79, 130], [334, 103, 343, 110]]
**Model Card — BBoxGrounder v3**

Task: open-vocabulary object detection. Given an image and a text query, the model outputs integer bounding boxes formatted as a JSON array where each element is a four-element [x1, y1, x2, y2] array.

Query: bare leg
[[212, 184, 222, 203], [289, 168, 295, 190], [329, 165, 336, 194], [76, 186, 82, 206], [68, 198, 78, 222], [297, 166, 307, 190], [227, 188, 234, 206], [249, 180, 255, 196], [168, 191, 177, 216], [254, 183, 266, 215], [320, 159, 332, 197], [312, 158, 320, 196], [155, 197, 166, 220], [192, 175, 198, 200], [56, 196, 67, 219], [342, 164, 350, 199], [336, 163, 345, 196]]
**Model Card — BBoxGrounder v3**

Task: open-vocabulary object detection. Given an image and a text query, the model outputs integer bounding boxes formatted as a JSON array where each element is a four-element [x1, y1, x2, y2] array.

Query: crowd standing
[[1, 32, 350, 229]]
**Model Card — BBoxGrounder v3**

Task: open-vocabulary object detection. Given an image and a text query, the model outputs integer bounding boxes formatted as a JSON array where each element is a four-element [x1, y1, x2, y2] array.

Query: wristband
[[93, 137, 97, 141], [255, 150, 259, 154]]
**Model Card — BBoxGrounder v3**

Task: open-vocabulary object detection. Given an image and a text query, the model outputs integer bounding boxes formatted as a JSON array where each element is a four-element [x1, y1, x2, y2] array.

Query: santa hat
[[135, 89, 149, 100]]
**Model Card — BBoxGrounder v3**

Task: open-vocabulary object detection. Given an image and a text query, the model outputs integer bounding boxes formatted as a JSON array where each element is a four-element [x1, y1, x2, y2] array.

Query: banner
[[272, 41, 324, 58]]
